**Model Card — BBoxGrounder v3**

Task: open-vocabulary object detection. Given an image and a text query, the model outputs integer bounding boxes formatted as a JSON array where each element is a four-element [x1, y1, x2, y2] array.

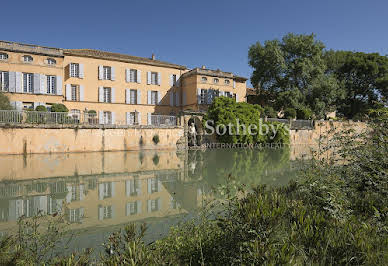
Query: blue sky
[[2, 0, 387, 86]]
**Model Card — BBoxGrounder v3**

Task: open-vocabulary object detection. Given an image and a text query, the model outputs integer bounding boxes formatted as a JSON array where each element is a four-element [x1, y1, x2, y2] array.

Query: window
[[0, 71, 9, 92], [70, 109, 81, 121], [130, 89, 137, 104], [23, 55, 33, 62], [103, 87, 112, 103], [201, 77, 207, 82], [149, 198, 160, 212], [127, 179, 141, 196], [0, 53, 8, 60], [102, 206, 113, 219], [224, 79, 230, 85], [23, 73, 33, 93], [100, 182, 113, 198], [47, 58, 56, 65], [70, 63, 80, 78], [68, 208, 83, 223], [151, 72, 158, 85], [200, 89, 207, 104], [71, 85, 79, 101], [128, 112, 136, 125], [103, 66, 111, 80], [127, 202, 139, 215], [213, 78, 219, 84], [151, 91, 158, 105], [224, 91, 232, 98], [130, 69, 137, 82], [103, 111, 112, 124], [47, 75, 57, 94], [172, 74, 177, 86]]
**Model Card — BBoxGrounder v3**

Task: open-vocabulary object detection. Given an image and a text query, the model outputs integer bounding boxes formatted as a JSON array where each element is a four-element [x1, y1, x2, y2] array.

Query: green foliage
[[263, 106, 277, 118], [88, 109, 97, 116], [249, 33, 341, 119], [204, 97, 289, 144], [325, 50, 388, 118], [51, 103, 68, 113], [296, 106, 313, 119], [35, 105, 47, 112], [0, 92, 12, 110], [152, 134, 160, 144], [284, 108, 296, 119]]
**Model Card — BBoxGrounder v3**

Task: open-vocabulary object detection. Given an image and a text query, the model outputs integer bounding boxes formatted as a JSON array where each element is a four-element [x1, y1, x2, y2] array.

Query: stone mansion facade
[[0, 40, 247, 125]]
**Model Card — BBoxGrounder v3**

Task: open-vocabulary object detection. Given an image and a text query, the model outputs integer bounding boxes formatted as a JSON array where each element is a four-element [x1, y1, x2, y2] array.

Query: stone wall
[[0, 125, 184, 155]]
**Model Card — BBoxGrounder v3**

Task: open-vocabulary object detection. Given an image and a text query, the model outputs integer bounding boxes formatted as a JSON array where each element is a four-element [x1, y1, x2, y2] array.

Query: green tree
[[284, 108, 296, 119], [0, 92, 12, 110], [51, 103, 68, 112], [35, 105, 47, 112], [248, 33, 342, 118], [324, 50, 388, 118]]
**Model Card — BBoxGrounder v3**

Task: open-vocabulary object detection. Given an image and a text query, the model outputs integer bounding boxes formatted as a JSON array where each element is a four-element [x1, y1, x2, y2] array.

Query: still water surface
[[0, 147, 308, 251]]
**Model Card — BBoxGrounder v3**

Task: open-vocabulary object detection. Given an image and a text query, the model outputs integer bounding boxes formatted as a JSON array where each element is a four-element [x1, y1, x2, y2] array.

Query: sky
[[1, 0, 388, 86]]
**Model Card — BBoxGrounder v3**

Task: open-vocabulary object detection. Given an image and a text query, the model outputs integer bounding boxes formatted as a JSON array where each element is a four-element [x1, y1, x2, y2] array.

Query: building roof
[[246, 88, 257, 96], [182, 67, 248, 81], [64, 49, 187, 70], [0, 40, 63, 57]]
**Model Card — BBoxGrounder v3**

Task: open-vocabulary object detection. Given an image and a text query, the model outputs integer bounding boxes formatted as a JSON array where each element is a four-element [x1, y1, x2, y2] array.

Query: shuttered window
[[172, 74, 177, 86], [130, 89, 137, 104], [213, 78, 219, 84], [0, 71, 9, 92], [23, 55, 33, 62], [71, 85, 79, 101], [224, 79, 230, 85], [103, 66, 111, 80], [47, 75, 57, 94], [70, 63, 80, 77], [103, 111, 112, 124], [103, 206, 113, 219], [23, 73, 33, 93], [47, 58, 56, 65], [103, 87, 112, 103], [130, 69, 137, 82], [0, 53, 8, 60], [151, 72, 158, 85], [151, 91, 158, 105], [200, 89, 207, 104]]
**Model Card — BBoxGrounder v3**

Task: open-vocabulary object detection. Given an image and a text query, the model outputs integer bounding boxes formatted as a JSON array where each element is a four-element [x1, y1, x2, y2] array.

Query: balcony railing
[[0, 110, 179, 127]]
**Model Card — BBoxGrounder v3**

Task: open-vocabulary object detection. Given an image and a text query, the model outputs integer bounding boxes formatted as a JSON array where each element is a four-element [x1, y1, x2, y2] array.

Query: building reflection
[[0, 147, 309, 236]]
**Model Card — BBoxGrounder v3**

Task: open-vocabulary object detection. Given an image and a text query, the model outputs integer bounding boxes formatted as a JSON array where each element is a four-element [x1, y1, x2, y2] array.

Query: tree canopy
[[0, 92, 12, 110], [249, 33, 388, 119]]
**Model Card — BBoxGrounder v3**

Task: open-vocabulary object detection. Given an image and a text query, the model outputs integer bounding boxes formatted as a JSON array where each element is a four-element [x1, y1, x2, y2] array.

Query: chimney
[[201, 65, 206, 69], [151, 53, 155, 60]]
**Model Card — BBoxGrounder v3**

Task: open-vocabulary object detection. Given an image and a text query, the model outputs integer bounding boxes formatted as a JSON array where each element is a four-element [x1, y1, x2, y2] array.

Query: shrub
[[51, 104, 68, 113], [35, 105, 47, 112], [284, 108, 296, 119], [296, 107, 313, 119], [0, 92, 12, 110], [88, 110, 97, 116], [152, 134, 160, 145]]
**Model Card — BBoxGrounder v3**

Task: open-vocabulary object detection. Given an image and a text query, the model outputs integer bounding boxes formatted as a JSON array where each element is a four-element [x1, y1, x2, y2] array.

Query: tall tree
[[324, 50, 388, 118], [249, 33, 342, 118]]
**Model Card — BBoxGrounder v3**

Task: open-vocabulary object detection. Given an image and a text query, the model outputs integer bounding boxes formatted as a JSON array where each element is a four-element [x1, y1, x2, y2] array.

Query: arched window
[[0, 53, 8, 60], [224, 79, 230, 85], [201, 77, 207, 82], [23, 55, 33, 62], [47, 58, 56, 65], [213, 78, 219, 84]]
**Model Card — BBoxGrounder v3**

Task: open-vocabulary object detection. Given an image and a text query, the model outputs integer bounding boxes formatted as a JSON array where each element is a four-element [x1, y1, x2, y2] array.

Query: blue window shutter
[[33, 74, 40, 94], [176, 75, 180, 87], [137, 112, 141, 125], [98, 87, 104, 102], [98, 206, 104, 220], [79, 85, 84, 101], [99, 111, 104, 124], [136, 201, 142, 214], [147, 72, 151, 85], [111, 67, 115, 81], [147, 200, 152, 213], [137, 70, 141, 83], [111, 112, 115, 125], [235, 93, 239, 102], [56, 76, 62, 96], [157, 72, 161, 85], [111, 87, 115, 103], [137, 90, 141, 104], [98, 66, 103, 80], [40, 74, 46, 94], [65, 84, 72, 100], [147, 179, 152, 194], [170, 75, 173, 86], [8, 72, 16, 92], [79, 64, 84, 78], [125, 89, 130, 104], [125, 69, 129, 82], [15, 72, 22, 93], [197, 88, 201, 104], [157, 91, 161, 105], [147, 91, 151, 104], [98, 184, 104, 200], [126, 112, 131, 125]]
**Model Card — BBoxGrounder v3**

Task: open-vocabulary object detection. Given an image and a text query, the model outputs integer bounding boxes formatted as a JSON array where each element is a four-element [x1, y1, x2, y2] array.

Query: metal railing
[[0, 110, 179, 127], [150, 115, 178, 126], [266, 118, 314, 129]]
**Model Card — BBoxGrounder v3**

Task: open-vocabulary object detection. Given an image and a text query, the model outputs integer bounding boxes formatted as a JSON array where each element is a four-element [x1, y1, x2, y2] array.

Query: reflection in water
[[0, 147, 306, 246]]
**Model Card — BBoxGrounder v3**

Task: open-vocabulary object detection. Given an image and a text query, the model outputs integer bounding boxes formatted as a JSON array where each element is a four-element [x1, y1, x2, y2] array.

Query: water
[[0, 147, 308, 252]]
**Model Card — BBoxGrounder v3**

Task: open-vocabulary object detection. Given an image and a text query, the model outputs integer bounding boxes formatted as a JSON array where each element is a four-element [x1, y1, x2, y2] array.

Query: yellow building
[[0, 40, 247, 125]]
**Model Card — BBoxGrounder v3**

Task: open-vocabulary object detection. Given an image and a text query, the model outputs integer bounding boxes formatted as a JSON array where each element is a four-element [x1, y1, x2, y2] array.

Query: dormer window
[[0, 53, 8, 60], [213, 78, 219, 84], [47, 58, 56, 65], [201, 77, 207, 82], [224, 79, 230, 85], [23, 55, 33, 62]]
